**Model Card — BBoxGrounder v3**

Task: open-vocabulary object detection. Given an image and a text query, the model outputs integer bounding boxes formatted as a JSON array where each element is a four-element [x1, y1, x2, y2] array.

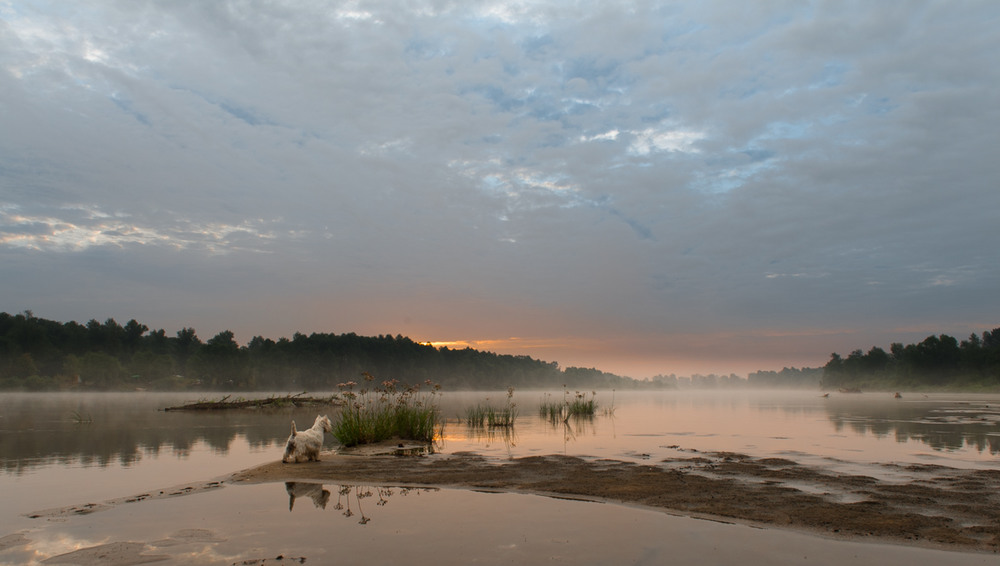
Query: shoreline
[[13, 446, 1000, 564], [228, 446, 1000, 554]]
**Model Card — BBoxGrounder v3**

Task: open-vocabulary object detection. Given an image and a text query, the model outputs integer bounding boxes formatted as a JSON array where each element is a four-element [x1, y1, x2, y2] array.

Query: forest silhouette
[[0, 311, 631, 391], [822, 330, 1000, 390], [0, 311, 996, 391]]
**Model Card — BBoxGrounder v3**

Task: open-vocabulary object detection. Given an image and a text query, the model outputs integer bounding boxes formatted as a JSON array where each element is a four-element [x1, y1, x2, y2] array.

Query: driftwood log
[[163, 392, 341, 411]]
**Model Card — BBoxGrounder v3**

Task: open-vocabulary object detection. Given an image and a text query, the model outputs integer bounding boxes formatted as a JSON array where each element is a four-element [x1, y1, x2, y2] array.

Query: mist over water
[[3, 390, 998, 477]]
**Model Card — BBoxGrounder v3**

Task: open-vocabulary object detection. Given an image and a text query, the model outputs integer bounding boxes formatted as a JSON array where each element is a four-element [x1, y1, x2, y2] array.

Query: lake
[[1, 389, 998, 565]]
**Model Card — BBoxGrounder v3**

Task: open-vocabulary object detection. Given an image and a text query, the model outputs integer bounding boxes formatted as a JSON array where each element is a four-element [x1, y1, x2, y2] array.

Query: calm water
[[1, 390, 998, 565]]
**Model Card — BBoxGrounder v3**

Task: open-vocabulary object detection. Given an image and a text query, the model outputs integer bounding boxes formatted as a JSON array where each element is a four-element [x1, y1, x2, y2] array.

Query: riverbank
[[231, 445, 1000, 553]]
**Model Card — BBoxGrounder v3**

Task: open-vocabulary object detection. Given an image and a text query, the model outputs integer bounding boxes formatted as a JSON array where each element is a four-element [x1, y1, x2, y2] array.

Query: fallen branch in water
[[163, 392, 341, 411]]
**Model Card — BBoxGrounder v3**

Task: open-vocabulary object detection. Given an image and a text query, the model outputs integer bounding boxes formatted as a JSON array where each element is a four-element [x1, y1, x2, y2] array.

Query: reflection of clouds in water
[[14, 528, 229, 564], [9, 534, 159, 566]]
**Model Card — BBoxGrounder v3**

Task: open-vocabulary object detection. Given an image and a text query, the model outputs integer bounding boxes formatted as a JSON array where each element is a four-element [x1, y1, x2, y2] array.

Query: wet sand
[[231, 445, 1000, 553]]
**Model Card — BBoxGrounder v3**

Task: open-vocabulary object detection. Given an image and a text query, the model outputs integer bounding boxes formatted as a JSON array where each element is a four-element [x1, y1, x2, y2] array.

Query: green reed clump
[[567, 390, 598, 416], [334, 373, 441, 447], [464, 387, 518, 428], [538, 396, 565, 422], [539, 389, 599, 423], [464, 404, 517, 428]]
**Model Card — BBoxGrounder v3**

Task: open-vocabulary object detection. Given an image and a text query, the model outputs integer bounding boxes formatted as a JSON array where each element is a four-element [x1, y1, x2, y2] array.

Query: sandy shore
[[13, 445, 1000, 564], [230, 445, 1000, 553]]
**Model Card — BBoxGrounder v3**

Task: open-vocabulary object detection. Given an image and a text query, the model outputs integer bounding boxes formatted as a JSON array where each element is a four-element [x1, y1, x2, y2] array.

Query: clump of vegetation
[[568, 390, 598, 416], [464, 387, 518, 428], [69, 410, 93, 424], [538, 395, 565, 422], [333, 373, 441, 447], [539, 389, 600, 423]]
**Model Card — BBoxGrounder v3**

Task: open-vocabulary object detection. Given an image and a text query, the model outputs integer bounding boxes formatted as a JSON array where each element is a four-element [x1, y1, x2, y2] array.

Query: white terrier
[[282, 415, 332, 463]]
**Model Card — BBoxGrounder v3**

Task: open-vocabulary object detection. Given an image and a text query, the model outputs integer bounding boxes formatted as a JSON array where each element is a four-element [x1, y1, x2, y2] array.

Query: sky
[[1, 1, 998, 379]]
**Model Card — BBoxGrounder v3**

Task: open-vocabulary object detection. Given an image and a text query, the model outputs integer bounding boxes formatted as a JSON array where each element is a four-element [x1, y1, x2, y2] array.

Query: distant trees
[[79, 351, 124, 389], [747, 367, 823, 388], [3, 311, 996, 392], [562, 366, 634, 389], [821, 329, 1000, 390], [0, 312, 630, 391], [190, 330, 248, 389]]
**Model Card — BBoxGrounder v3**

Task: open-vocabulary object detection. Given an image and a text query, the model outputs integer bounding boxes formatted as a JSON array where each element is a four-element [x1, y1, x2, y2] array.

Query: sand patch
[[24, 481, 225, 520], [230, 446, 1000, 553], [19, 444, 1000, 555]]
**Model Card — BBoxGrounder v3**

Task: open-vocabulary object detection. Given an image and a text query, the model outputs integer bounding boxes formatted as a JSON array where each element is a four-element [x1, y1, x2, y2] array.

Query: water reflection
[[824, 396, 1000, 454], [460, 423, 518, 457], [543, 413, 600, 452], [3, 392, 1000, 478], [454, 407, 602, 456], [5, 480, 995, 566], [0, 392, 340, 473], [284, 482, 437, 526], [285, 481, 331, 510]]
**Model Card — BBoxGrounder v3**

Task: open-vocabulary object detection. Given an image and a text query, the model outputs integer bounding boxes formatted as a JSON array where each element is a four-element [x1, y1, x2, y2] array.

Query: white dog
[[282, 415, 332, 463]]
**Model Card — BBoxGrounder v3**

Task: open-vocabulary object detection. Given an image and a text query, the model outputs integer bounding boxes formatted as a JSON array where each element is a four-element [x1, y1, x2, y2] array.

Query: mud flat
[[231, 446, 1000, 553]]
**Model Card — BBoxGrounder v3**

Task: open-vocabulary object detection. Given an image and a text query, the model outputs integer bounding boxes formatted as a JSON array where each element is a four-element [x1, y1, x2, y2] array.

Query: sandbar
[[230, 445, 1000, 553]]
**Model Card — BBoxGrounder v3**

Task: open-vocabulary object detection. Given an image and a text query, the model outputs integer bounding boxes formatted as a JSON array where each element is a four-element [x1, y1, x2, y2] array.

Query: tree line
[[747, 366, 823, 388], [5, 311, 995, 391], [821, 329, 1000, 390], [0, 311, 640, 391]]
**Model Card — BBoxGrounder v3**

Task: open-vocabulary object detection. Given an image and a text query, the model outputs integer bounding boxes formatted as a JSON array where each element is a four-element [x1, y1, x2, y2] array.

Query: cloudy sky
[[2, 1, 997, 378]]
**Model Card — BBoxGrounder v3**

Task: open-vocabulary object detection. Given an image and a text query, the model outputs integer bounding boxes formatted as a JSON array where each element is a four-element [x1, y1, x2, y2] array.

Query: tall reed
[[539, 389, 599, 423], [464, 387, 518, 428], [567, 390, 598, 416], [333, 373, 441, 447]]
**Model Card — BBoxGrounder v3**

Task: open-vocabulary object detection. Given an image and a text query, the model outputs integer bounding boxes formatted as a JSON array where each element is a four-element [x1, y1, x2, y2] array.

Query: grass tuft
[[539, 390, 600, 423], [464, 387, 518, 428], [333, 373, 441, 447]]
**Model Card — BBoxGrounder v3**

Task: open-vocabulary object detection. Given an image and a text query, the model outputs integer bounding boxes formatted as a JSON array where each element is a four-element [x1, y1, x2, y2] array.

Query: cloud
[[1, 1, 998, 377], [626, 127, 705, 156]]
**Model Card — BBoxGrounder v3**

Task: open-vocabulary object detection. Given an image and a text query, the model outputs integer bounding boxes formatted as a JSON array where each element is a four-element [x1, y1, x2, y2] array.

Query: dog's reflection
[[285, 481, 331, 511]]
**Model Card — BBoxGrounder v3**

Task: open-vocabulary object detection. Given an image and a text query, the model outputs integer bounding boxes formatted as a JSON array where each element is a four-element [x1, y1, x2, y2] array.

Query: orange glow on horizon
[[422, 337, 574, 351], [417, 332, 833, 379]]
